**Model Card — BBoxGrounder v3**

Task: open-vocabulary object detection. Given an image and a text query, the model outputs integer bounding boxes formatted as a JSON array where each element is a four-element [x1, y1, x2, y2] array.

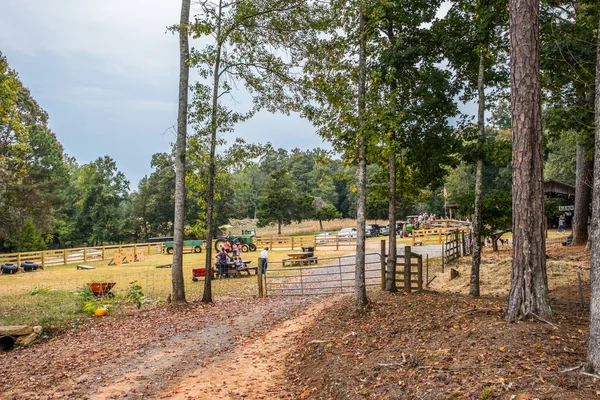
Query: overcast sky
[[1, 1, 468, 189], [0, 0, 325, 188]]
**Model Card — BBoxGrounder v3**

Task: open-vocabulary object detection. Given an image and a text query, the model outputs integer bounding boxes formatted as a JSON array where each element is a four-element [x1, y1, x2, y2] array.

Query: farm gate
[[262, 253, 382, 296], [395, 246, 423, 292]]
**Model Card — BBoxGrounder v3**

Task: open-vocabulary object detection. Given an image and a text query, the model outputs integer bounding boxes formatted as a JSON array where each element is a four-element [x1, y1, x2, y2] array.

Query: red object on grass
[[192, 268, 215, 278]]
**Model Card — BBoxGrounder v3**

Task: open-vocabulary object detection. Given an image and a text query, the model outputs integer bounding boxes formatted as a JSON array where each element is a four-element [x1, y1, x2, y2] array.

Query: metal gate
[[264, 253, 382, 296]]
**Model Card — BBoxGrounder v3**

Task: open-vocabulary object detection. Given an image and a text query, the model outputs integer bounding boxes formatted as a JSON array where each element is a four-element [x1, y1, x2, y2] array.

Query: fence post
[[336, 237, 339, 251], [380, 240, 386, 291], [461, 231, 466, 256], [404, 246, 411, 293], [17, 252, 21, 266], [417, 255, 423, 291], [41, 251, 45, 268], [134, 244, 137, 256], [426, 254, 429, 288], [269, 238, 273, 251], [291, 236, 295, 250], [63, 250, 67, 265], [83, 248, 87, 262], [257, 258, 264, 297], [101, 246, 105, 260], [441, 242, 445, 273]]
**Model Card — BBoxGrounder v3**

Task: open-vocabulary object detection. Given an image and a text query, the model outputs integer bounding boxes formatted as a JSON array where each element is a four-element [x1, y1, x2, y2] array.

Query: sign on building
[[558, 205, 575, 211]]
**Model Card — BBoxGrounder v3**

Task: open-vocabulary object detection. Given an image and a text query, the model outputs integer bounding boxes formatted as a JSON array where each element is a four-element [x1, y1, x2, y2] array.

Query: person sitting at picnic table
[[234, 257, 246, 270], [216, 247, 228, 278]]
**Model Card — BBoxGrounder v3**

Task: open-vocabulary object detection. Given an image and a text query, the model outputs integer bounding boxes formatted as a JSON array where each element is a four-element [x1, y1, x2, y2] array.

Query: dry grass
[[429, 233, 589, 297]]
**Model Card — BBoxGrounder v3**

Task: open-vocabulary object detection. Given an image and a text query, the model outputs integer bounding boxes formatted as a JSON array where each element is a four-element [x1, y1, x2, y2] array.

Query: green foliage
[[5, 218, 46, 252], [480, 387, 494, 400], [257, 168, 305, 233], [125, 281, 150, 309]]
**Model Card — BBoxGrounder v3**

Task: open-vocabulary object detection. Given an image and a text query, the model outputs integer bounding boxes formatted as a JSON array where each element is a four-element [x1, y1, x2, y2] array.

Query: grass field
[[0, 241, 365, 331]]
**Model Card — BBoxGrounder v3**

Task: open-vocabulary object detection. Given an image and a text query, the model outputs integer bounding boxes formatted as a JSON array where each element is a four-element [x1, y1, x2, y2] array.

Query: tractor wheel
[[249, 243, 257, 251], [194, 246, 202, 253], [214, 238, 227, 251], [241, 244, 249, 252], [167, 247, 174, 255]]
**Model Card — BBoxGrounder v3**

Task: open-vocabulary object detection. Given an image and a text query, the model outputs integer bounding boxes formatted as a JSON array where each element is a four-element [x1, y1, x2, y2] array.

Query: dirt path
[[0, 295, 338, 400]]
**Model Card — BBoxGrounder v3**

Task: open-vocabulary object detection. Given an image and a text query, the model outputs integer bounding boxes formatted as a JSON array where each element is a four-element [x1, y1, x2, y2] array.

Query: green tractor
[[214, 227, 257, 252]]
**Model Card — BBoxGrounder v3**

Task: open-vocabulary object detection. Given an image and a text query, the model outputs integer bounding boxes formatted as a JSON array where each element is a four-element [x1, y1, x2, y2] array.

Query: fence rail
[[253, 235, 314, 250], [0, 243, 165, 268], [412, 226, 468, 246]]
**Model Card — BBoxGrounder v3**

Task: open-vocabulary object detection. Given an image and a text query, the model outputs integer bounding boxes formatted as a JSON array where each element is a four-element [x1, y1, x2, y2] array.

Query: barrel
[[0, 264, 18, 274]]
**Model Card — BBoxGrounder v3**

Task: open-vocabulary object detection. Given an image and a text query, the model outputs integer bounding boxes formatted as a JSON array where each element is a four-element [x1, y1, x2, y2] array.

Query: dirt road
[[0, 295, 339, 399]]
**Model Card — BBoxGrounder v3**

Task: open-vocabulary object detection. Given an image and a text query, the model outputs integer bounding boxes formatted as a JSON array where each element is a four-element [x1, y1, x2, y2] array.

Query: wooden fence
[[0, 243, 165, 268], [253, 236, 314, 251], [412, 226, 469, 246], [313, 234, 357, 250], [395, 245, 423, 292]]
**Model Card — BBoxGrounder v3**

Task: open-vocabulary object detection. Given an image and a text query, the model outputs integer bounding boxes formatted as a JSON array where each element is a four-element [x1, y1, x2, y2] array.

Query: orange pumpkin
[[94, 308, 107, 317]]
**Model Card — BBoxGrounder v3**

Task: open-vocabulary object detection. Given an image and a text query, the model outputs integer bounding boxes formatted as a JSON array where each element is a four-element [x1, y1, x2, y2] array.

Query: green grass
[[0, 245, 359, 331]]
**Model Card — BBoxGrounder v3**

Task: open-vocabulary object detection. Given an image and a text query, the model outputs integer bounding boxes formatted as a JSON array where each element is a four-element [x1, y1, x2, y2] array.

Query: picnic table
[[283, 252, 317, 267], [222, 260, 257, 277]]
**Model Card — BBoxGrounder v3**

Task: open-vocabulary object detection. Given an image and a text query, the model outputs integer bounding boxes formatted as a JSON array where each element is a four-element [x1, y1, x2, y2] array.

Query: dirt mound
[[287, 290, 595, 399], [430, 241, 590, 296]]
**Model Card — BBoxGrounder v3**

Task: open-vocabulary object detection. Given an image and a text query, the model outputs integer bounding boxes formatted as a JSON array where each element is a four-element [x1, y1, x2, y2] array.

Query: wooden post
[[291, 236, 295, 250], [83, 248, 87, 262], [578, 272, 584, 309], [441, 243, 445, 273], [101, 246, 105, 260], [63, 250, 67, 265], [336, 237, 339, 251], [417, 255, 423, 291], [426, 254, 429, 288], [404, 246, 411, 292], [41, 251, 45, 268], [133, 244, 137, 256], [380, 239, 386, 290], [269, 239, 273, 251], [17, 253, 21, 266], [257, 258, 264, 297], [147, 243, 151, 255]]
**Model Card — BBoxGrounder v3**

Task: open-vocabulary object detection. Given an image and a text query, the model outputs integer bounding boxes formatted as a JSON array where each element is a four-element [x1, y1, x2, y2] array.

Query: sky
[[1, 1, 468, 189], [0, 0, 323, 188]]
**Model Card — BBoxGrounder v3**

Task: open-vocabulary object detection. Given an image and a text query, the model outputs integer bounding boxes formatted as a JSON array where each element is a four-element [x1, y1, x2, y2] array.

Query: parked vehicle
[[337, 227, 357, 237], [214, 234, 257, 252], [366, 224, 381, 237], [379, 225, 390, 235], [315, 232, 334, 243], [164, 239, 204, 254]]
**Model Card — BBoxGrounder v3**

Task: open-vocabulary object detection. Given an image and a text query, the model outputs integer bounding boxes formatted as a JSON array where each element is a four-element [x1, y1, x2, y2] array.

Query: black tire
[[214, 238, 227, 251], [194, 246, 202, 253], [249, 243, 257, 251], [241, 244, 249, 252], [192, 276, 198, 282], [166, 247, 174, 255]]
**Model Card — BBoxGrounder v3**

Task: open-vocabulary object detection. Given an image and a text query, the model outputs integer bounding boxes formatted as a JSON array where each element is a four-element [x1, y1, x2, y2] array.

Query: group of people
[[215, 243, 269, 279]]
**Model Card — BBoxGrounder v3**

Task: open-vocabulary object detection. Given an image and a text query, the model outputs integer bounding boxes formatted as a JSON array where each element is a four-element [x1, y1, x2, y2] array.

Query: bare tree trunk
[[470, 43, 486, 297], [584, 14, 600, 374], [202, 0, 224, 304], [171, 0, 191, 304], [505, 0, 551, 321], [278, 221, 282, 235], [386, 149, 397, 291], [355, 5, 368, 307], [573, 143, 593, 245]]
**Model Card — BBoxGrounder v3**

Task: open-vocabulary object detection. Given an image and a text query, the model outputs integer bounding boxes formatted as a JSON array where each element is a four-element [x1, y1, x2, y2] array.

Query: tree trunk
[[505, 0, 551, 321], [386, 149, 397, 292], [355, 5, 368, 307], [319, 219, 323, 231], [278, 221, 282, 235], [585, 14, 600, 373], [470, 42, 486, 298], [171, 0, 191, 304], [202, 0, 224, 304], [572, 143, 593, 245]]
